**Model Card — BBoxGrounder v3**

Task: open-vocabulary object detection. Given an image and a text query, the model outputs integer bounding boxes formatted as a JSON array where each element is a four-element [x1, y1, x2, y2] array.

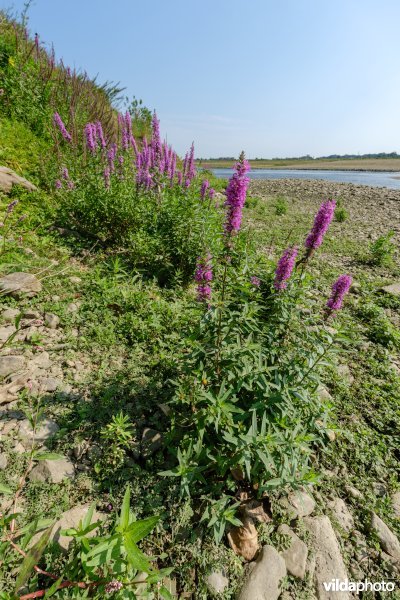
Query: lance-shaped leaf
[[15, 523, 54, 592]]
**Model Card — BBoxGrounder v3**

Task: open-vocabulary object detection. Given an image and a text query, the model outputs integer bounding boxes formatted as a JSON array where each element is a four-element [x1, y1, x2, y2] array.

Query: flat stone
[[18, 418, 59, 445], [0, 355, 25, 378], [279, 490, 316, 519], [205, 570, 229, 595], [13, 441, 26, 454], [31, 504, 105, 552], [344, 485, 362, 500], [337, 364, 354, 385], [29, 351, 52, 370], [370, 513, 400, 560], [23, 310, 41, 319], [0, 273, 42, 297], [0, 453, 8, 469], [304, 515, 350, 599], [381, 282, 400, 296], [0, 165, 37, 193], [318, 386, 333, 402], [69, 276, 82, 284], [29, 457, 74, 484], [328, 497, 354, 533], [141, 428, 163, 457], [44, 313, 60, 329], [40, 377, 62, 392], [278, 524, 308, 579], [391, 492, 400, 519], [237, 545, 286, 600], [66, 302, 79, 313], [0, 325, 16, 343], [1, 308, 20, 322]]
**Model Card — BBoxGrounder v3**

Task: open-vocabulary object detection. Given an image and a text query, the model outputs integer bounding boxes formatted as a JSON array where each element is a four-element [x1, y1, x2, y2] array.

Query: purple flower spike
[[305, 200, 336, 251], [251, 276, 261, 287], [274, 246, 298, 290], [209, 188, 216, 199], [53, 112, 72, 142], [96, 121, 107, 148], [61, 167, 69, 180], [326, 274, 352, 314], [224, 152, 250, 235], [85, 123, 97, 153], [55, 179, 62, 189], [195, 254, 213, 303], [200, 179, 210, 200]]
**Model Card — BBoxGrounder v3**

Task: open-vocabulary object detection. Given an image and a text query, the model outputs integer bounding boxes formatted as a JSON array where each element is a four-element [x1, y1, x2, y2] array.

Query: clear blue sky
[[4, 0, 400, 158]]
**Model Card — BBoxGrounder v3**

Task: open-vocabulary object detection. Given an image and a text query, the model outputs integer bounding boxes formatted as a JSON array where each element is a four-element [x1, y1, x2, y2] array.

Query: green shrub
[[370, 230, 396, 266], [274, 196, 288, 215], [334, 206, 348, 222]]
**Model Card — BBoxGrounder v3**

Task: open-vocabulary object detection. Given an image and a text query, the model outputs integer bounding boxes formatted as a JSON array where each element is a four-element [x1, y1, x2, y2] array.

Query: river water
[[211, 168, 400, 189]]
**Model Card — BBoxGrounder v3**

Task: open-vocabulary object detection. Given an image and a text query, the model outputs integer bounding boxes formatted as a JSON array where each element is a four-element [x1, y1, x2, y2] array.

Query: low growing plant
[[370, 230, 396, 266]]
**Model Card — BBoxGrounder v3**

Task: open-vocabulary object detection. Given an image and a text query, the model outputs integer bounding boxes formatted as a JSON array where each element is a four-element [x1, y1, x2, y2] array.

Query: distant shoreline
[[208, 166, 400, 173], [198, 158, 400, 173]]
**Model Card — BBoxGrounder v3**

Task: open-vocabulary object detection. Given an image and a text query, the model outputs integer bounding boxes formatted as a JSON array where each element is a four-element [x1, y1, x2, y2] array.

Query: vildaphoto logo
[[323, 579, 396, 594]]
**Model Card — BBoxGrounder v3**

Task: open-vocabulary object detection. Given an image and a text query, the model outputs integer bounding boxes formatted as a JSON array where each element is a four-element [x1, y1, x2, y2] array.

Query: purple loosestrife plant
[[251, 276, 261, 287], [304, 199, 336, 256], [195, 254, 213, 303], [326, 274, 352, 315], [224, 152, 250, 236], [274, 246, 298, 290], [53, 112, 72, 142], [96, 121, 107, 148]]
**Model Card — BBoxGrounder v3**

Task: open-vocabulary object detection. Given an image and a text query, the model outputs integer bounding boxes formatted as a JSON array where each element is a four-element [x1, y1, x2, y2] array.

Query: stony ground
[[1, 177, 400, 598]]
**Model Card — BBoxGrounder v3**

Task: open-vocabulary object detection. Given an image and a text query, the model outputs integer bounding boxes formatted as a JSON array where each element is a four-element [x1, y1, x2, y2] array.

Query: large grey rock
[[29, 351, 52, 370], [0, 355, 25, 378], [381, 282, 400, 297], [237, 545, 286, 600], [29, 457, 74, 483], [0, 272, 42, 297], [370, 513, 400, 560], [279, 489, 316, 519], [205, 570, 229, 595], [328, 497, 354, 533], [278, 524, 308, 579], [0, 165, 37, 193], [304, 515, 350, 599], [18, 418, 59, 445]]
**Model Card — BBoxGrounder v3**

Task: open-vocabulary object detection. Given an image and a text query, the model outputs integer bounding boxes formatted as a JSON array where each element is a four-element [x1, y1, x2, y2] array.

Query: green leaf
[[83, 502, 95, 530], [119, 485, 130, 531], [159, 585, 174, 599], [15, 524, 54, 592], [126, 515, 159, 543], [33, 452, 64, 461], [124, 532, 151, 572], [44, 576, 63, 598], [0, 483, 13, 495]]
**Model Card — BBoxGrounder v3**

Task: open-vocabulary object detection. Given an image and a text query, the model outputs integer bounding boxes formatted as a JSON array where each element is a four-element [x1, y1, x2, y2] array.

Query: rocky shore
[[249, 178, 400, 243]]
